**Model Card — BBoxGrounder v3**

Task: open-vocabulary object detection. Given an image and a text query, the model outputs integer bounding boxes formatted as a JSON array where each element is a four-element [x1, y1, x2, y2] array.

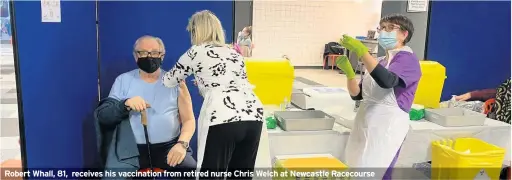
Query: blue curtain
[[426, 1, 511, 100], [12, 1, 98, 168]]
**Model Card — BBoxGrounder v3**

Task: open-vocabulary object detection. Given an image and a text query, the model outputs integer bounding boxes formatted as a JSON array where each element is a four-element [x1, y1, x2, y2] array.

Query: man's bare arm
[[177, 81, 196, 143]]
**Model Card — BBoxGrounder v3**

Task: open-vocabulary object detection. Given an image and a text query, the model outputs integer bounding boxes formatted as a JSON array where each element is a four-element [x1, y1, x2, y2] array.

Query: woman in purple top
[[335, 14, 422, 179]]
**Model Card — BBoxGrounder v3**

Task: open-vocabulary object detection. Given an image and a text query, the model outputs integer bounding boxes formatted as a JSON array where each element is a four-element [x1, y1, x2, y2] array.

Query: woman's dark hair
[[380, 14, 414, 44]]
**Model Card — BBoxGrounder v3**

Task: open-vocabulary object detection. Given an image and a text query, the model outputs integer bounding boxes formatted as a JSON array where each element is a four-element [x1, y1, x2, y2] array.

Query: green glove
[[335, 55, 356, 79], [266, 116, 277, 129], [339, 35, 368, 58]]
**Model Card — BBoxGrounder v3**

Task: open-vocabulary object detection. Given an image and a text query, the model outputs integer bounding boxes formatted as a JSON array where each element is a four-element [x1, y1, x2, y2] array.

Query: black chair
[[323, 42, 345, 69]]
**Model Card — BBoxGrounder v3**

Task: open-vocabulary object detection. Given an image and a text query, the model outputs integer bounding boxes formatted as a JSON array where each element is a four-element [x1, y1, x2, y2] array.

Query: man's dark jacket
[[94, 97, 140, 176]]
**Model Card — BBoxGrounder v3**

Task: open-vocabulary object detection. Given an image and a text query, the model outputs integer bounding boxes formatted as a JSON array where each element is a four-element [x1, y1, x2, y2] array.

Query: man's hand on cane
[[125, 96, 151, 111]]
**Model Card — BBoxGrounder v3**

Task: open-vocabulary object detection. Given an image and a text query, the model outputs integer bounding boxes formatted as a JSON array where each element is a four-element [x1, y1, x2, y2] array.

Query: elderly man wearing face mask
[[95, 35, 197, 177]]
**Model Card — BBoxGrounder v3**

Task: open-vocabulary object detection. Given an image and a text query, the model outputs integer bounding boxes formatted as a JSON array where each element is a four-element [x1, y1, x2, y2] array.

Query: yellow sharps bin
[[413, 61, 446, 108], [431, 138, 505, 180], [245, 58, 294, 106], [273, 155, 348, 180]]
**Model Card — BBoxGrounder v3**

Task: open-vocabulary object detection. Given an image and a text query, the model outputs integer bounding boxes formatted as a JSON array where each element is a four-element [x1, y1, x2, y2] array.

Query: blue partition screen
[[98, 1, 234, 159], [426, 1, 511, 100], [12, 1, 98, 168]]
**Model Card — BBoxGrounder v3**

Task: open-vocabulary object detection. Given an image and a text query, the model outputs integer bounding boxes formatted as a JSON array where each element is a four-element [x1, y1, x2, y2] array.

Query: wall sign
[[407, 0, 428, 12], [41, 0, 61, 22]]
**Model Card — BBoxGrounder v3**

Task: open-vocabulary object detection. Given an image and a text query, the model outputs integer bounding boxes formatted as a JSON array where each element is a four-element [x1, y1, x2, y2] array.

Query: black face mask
[[137, 57, 162, 73]]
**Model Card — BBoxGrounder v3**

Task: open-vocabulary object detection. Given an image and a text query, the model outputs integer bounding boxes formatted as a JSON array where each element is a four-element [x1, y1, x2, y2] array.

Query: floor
[[0, 43, 21, 162], [294, 68, 359, 88], [0, 43, 356, 162]]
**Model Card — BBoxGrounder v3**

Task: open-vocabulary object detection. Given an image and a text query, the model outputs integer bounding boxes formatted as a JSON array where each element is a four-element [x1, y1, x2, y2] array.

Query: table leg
[[323, 56, 327, 69], [331, 56, 335, 70]]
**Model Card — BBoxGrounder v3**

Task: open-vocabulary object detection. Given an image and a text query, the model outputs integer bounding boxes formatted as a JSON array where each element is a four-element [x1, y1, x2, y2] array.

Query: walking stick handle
[[141, 110, 148, 126]]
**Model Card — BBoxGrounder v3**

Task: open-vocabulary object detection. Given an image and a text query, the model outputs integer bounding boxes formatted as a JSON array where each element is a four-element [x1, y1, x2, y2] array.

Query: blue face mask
[[378, 31, 398, 50]]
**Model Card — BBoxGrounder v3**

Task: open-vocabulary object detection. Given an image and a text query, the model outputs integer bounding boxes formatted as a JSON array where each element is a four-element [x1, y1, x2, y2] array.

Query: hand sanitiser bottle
[[281, 97, 289, 111]]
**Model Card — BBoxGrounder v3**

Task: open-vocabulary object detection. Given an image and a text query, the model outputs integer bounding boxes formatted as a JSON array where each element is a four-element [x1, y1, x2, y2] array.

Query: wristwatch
[[177, 141, 189, 149]]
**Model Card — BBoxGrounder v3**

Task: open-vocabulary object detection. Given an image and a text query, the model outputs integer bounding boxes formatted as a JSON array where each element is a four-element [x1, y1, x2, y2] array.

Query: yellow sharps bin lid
[[419, 60, 446, 78]]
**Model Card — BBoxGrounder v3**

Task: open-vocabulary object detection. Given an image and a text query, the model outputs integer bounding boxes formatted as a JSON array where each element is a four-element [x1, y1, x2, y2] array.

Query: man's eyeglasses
[[135, 51, 164, 58]]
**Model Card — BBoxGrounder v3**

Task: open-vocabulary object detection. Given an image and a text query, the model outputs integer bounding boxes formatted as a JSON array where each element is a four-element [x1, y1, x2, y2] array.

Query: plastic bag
[[442, 95, 485, 113], [448, 95, 457, 108], [413, 162, 431, 178]]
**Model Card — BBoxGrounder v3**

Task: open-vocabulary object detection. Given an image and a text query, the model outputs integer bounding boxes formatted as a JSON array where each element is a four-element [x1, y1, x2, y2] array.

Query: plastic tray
[[425, 108, 485, 127], [274, 110, 335, 131]]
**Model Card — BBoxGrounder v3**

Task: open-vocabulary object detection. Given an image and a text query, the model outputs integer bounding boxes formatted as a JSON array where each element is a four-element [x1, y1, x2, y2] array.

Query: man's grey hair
[[133, 35, 166, 54]]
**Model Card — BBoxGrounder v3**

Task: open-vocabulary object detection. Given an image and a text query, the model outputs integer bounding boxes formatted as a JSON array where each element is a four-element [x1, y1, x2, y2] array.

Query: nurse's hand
[[125, 96, 150, 112], [335, 55, 356, 79], [340, 35, 368, 59]]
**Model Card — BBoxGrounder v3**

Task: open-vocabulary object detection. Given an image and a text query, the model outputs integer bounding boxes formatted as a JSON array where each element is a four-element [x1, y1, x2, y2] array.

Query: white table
[[266, 123, 350, 163], [254, 106, 351, 168], [257, 93, 510, 170], [256, 123, 349, 168], [255, 122, 273, 168], [335, 110, 512, 167]]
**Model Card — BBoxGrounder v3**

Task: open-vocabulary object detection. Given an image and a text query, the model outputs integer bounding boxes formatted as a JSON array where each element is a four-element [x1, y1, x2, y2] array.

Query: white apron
[[194, 83, 224, 170], [344, 62, 410, 179], [195, 90, 213, 171]]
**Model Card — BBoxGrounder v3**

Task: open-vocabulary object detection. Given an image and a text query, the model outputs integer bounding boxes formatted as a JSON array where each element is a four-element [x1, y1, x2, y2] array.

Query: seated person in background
[[236, 26, 252, 57], [455, 78, 511, 124], [454, 89, 496, 102], [95, 35, 197, 175], [227, 43, 242, 54], [486, 79, 510, 124]]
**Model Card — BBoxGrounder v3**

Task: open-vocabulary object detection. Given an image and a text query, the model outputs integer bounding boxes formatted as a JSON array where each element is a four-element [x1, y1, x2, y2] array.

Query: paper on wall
[[41, 0, 61, 23], [407, 0, 428, 12]]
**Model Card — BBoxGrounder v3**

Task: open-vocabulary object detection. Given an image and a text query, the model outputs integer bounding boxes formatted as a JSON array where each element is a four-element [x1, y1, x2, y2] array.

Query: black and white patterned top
[[163, 44, 264, 126]]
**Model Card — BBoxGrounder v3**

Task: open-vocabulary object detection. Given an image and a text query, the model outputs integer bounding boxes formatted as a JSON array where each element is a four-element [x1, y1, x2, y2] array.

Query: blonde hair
[[187, 10, 226, 46], [245, 26, 252, 36]]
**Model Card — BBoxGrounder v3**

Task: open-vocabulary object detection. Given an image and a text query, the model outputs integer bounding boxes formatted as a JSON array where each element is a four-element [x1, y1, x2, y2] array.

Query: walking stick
[[138, 110, 164, 174]]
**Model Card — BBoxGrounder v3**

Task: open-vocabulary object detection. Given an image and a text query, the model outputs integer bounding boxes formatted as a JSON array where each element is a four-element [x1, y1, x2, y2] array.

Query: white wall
[[252, 0, 382, 66]]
